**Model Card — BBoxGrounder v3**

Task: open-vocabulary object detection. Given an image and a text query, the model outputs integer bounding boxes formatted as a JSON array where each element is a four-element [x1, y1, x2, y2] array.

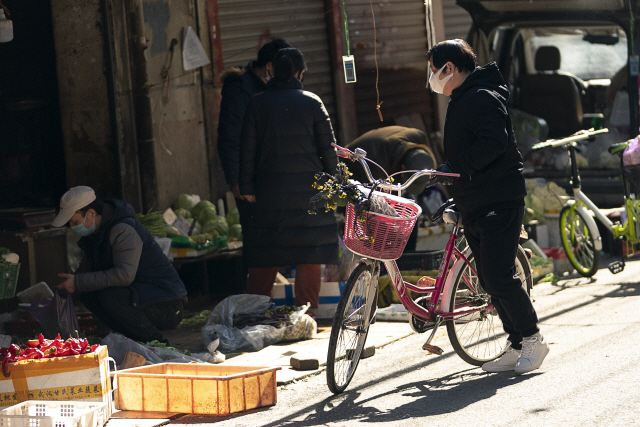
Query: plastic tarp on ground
[[202, 295, 285, 352], [201, 294, 316, 353]]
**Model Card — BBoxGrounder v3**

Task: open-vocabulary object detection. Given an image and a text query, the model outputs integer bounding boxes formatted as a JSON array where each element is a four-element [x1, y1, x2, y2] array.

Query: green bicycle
[[532, 128, 639, 276]]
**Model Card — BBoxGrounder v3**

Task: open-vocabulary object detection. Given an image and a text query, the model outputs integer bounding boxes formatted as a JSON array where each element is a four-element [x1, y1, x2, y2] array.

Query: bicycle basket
[[344, 192, 422, 261]]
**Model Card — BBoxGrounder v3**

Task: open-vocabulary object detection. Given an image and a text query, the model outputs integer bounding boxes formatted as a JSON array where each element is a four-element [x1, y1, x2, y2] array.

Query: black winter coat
[[217, 62, 266, 185], [444, 62, 526, 223], [239, 78, 339, 268]]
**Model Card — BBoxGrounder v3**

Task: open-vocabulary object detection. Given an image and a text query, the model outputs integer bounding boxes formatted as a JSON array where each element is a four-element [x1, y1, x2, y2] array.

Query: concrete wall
[[50, 0, 120, 199], [142, 0, 213, 209]]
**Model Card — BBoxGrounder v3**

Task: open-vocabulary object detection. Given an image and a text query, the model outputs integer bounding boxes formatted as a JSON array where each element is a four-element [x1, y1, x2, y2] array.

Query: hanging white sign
[[182, 26, 210, 71]]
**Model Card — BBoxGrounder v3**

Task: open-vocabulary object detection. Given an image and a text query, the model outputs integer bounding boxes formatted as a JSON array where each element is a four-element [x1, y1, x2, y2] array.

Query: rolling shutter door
[[216, 0, 337, 125], [345, 0, 437, 135], [442, 0, 473, 40]]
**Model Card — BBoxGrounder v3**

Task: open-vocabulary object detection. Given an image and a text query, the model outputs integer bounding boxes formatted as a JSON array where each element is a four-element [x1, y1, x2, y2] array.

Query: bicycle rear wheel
[[326, 261, 376, 394], [560, 204, 600, 277], [446, 247, 531, 366]]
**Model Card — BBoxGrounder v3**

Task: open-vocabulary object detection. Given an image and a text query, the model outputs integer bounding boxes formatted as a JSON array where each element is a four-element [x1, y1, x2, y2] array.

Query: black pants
[[236, 197, 256, 292], [79, 286, 184, 343], [464, 207, 539, 349]]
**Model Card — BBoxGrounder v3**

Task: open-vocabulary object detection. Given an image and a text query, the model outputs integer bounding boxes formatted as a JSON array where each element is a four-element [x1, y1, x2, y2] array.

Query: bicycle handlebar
[[531, 128, 609, 151], [332, 142, 460, 192]]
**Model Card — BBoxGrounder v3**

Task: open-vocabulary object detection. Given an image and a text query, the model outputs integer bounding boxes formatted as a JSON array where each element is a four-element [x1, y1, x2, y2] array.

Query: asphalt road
[[173, 256, 640, 426]]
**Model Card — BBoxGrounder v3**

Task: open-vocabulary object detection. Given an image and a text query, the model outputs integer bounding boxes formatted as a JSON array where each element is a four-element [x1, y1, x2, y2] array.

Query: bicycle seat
[[608, 140, 630, 156]]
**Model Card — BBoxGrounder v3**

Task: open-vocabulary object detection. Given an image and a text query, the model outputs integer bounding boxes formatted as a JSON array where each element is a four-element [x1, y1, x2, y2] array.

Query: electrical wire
[[369, 0, 383, 121], [342, 0, 350, 56]]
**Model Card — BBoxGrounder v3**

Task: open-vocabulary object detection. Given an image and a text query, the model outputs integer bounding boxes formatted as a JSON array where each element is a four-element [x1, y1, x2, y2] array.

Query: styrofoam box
[[0, 346, 113, 418], [271, 281, 346, 319], [16, 282, 54, 303], [0, 400, 108, 427]]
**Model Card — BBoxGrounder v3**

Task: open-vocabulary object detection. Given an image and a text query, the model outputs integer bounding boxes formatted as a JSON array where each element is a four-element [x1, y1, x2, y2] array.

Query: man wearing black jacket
[[217, 38, 291, 201], [427, 39, 549, 374]]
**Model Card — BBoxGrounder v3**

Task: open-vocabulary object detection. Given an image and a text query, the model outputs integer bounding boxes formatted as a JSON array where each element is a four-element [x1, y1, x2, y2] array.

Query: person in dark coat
[[428, 39, 548, 374], [346, 126, 438, 251], [217, 38, 291, 200], [239, 48, 339, 308], [346, 126, 436, 196], [217, 40, 291, 289], [53, 186, 187, 343]]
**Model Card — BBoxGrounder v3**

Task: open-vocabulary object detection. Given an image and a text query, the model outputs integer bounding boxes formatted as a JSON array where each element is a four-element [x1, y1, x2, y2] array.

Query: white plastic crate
[[0, 400, 108, 427]]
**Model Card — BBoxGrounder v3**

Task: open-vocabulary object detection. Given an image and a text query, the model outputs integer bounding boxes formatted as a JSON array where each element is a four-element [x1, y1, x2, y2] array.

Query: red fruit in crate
[[26, 340, 39, 348]]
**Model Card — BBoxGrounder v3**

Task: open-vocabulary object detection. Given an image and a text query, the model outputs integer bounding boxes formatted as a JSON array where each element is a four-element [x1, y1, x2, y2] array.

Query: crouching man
[[53, 186, 187, 344]]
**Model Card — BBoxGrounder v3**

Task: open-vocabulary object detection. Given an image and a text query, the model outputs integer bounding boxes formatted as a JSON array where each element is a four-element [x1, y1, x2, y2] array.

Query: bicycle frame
[[563, 135, 640, 253], [330, 142, 484, 321], [381, 223, 488, 323]]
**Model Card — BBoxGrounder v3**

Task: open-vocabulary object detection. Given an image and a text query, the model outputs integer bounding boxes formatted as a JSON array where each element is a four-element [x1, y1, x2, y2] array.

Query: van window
[[526, 33, 627, 80]]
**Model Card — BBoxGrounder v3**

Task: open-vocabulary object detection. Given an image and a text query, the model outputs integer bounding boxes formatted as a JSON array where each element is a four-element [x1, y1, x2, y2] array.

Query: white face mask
[[429, 63, 453, 94]]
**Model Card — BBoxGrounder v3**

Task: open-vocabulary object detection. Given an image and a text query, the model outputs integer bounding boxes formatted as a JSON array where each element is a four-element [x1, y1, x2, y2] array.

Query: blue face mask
[[71, 214, 96, 236]]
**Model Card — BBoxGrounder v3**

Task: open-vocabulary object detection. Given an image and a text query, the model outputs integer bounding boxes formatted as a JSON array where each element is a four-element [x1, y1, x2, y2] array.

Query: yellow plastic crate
[[113, 363, 280, 415]]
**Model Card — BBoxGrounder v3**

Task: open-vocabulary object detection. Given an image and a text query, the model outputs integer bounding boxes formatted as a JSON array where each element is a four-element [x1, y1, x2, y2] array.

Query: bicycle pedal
[[608, 261, 624, 274], [422, 343, 443, 355]]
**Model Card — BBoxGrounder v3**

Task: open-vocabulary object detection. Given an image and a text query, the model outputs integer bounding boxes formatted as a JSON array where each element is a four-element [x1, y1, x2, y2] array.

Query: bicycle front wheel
[[516, 244, 533, 294], [326, 261, 376, 394], [560, 204, 600, 277], [446, 249, 531, 366]]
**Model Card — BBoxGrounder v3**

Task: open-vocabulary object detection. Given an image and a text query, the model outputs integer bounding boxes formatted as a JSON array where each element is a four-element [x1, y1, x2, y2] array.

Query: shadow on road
[[172, 267, 639, 426], [261, 369, 539, 426]]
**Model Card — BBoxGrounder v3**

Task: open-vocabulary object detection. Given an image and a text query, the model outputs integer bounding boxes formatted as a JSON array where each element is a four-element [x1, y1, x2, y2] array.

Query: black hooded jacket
[[76, 200, 186, 307], [444, 62, 526, 222]]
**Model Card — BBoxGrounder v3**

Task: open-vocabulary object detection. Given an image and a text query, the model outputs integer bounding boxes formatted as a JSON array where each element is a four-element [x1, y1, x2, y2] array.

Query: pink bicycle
[[325, 143, 533, 394]]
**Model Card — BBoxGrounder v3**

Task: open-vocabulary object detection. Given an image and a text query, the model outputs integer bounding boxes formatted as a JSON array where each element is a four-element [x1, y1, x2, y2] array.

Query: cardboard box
[[113, 363, 280, 415], [0, 346, 112, 417], [271, 281, 346, 319]]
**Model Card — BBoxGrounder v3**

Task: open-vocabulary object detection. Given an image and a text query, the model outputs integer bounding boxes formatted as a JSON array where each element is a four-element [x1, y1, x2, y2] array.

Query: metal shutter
[[345, 0, 437, 135], [216, 0, 336, 122], [442, 0, 473, 41]]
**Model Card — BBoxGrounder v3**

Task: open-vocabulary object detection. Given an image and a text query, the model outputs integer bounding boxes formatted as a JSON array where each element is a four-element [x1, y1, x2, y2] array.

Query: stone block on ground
[[290, 356, 319, 371]]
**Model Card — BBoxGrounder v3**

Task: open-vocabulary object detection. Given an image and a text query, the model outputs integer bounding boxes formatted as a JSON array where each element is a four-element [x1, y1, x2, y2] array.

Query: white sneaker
[[481, 344, 521, 372], [515, 332, 549, 374]]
